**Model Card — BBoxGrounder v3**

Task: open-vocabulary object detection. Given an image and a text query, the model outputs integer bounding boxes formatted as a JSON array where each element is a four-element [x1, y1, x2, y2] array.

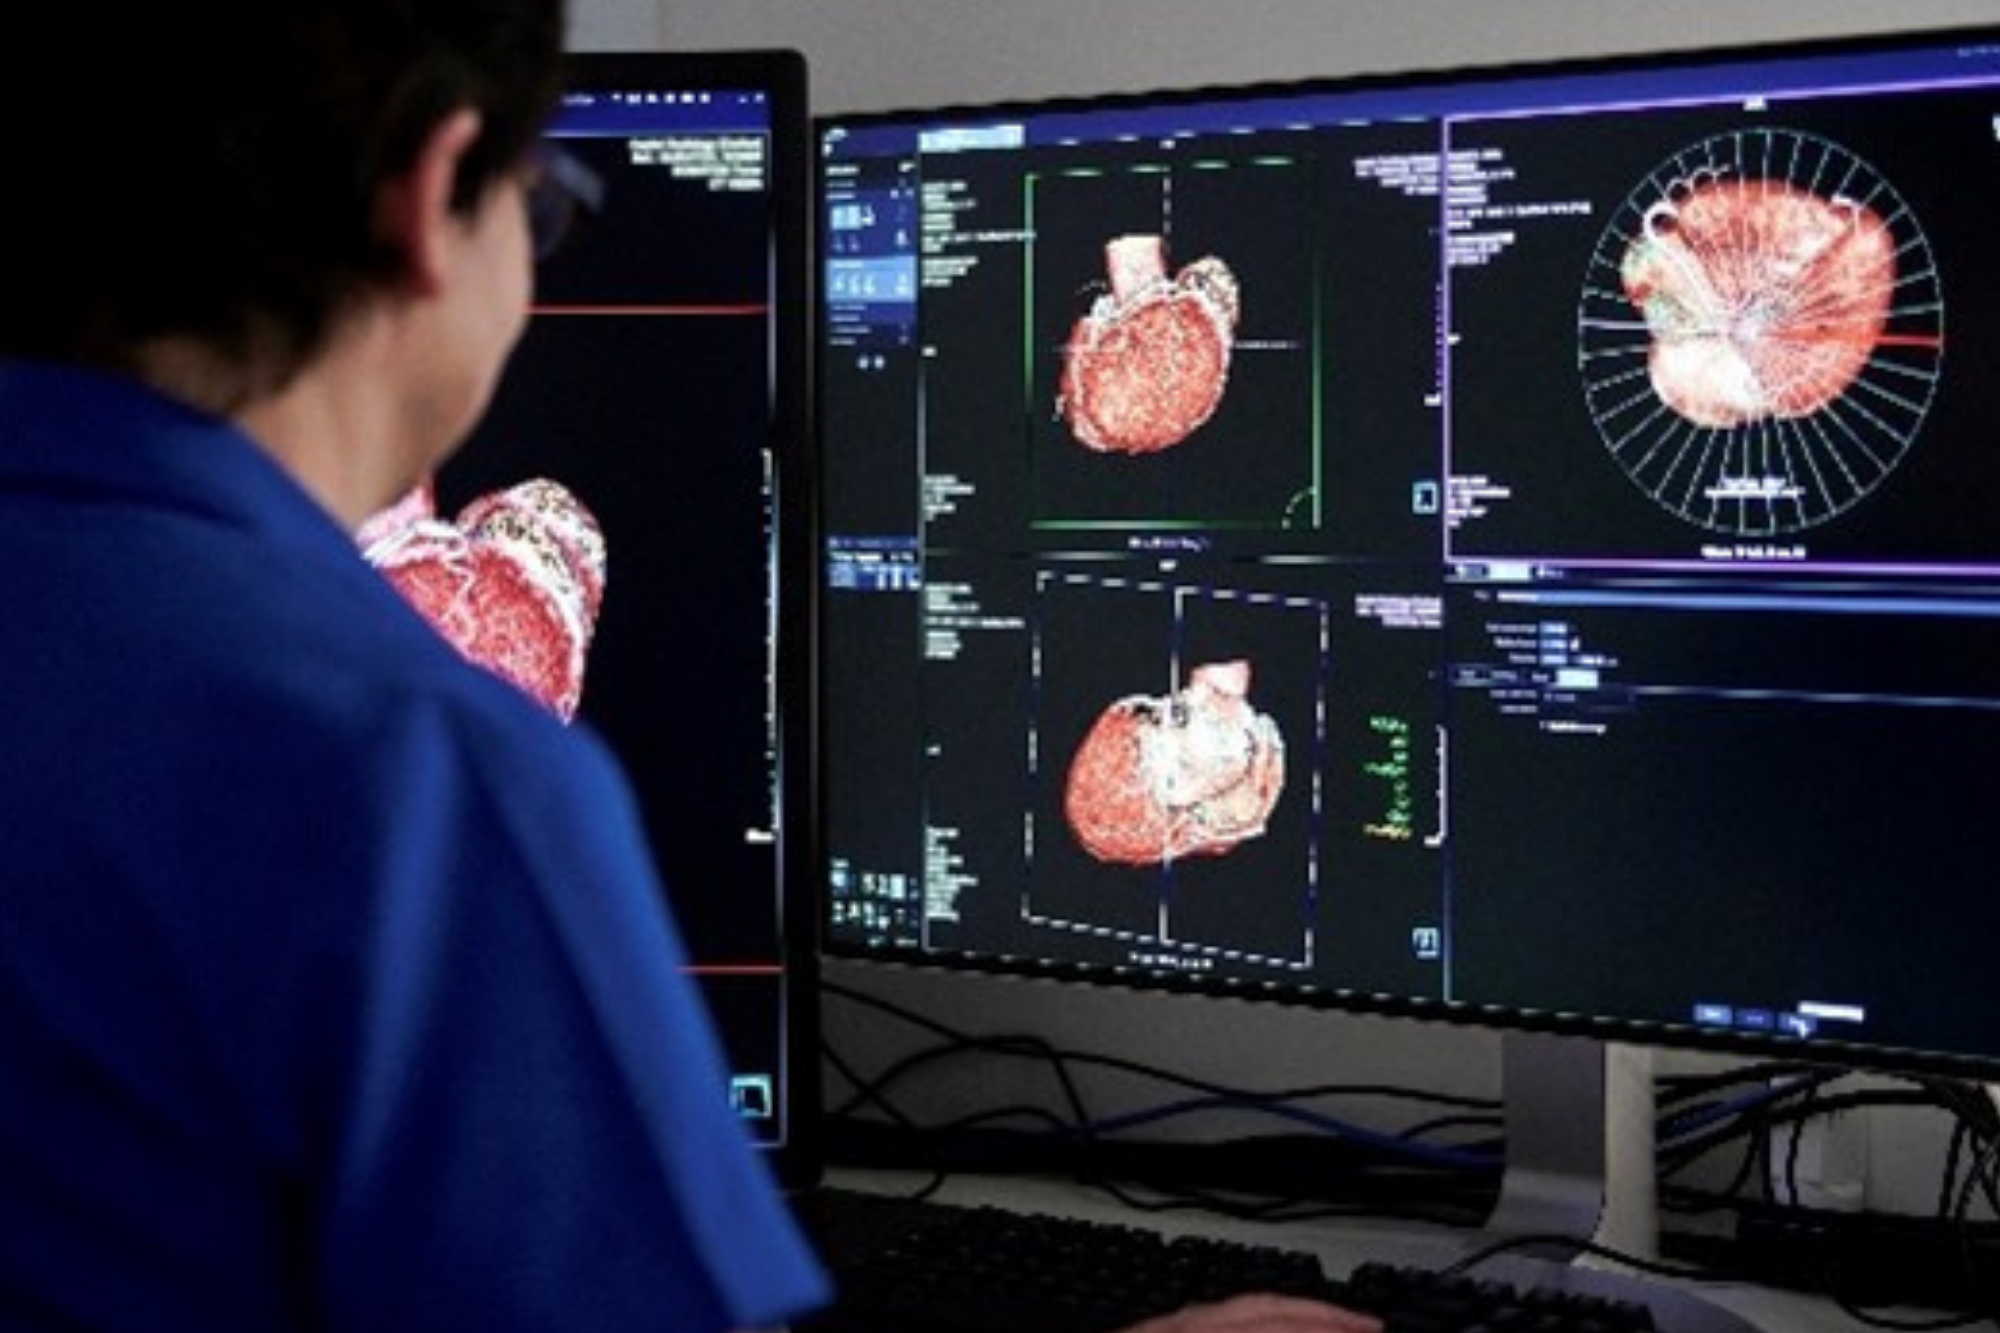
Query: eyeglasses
[[523, 141, 606, 262]]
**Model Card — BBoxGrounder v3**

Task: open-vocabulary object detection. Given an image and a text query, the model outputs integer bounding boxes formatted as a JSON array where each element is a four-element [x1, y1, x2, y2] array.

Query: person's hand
[[1121, 1294, 1383, 1333]]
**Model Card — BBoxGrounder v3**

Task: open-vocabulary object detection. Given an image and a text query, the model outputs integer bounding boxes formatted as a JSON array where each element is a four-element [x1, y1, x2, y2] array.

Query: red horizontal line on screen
[[532, 303, 768, 317]]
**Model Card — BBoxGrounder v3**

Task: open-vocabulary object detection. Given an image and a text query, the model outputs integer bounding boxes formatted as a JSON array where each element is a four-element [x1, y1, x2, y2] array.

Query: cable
[[1657, 1072, 2000, 1325], [822, 978, 1504, 1172], [1944, 1130, 2000, 1326], [825, 978, 1502, 1118], [823, 976, 2000, 1316], [819, 978, 1502, 1224]]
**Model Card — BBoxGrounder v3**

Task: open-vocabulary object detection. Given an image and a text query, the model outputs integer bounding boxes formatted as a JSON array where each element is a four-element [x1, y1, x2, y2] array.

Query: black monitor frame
[[816, 19, 2000, 1077], [812, 24, 2000, 1284], [445, 48, 820, 1189]]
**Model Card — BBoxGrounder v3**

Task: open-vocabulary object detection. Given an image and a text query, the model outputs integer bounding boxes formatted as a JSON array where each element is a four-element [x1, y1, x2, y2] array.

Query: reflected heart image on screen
[[359, 477, 607, 722]]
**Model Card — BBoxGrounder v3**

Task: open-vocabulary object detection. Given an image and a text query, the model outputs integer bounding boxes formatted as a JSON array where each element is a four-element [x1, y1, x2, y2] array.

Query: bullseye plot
[[1578, 127, 1944, 536]]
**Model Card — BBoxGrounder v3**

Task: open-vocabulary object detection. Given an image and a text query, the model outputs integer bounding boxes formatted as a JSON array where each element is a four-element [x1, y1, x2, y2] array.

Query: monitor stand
[[1465, 1031, 1763, 1333]]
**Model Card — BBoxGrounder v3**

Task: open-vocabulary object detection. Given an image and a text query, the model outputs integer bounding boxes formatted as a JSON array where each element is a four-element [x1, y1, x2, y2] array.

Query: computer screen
[[815, 21, 2000, 1095], [366, 50, 818, 1184]]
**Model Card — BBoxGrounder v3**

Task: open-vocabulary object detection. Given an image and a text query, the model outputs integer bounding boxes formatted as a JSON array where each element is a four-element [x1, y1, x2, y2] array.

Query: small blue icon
[[730, 1074, 775, 1119]]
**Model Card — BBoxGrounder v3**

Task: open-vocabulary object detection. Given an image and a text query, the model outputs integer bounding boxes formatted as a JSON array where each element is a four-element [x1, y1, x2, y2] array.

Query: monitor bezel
[[557, 47, 822, 1188], [810, 21, 2000, 1087]]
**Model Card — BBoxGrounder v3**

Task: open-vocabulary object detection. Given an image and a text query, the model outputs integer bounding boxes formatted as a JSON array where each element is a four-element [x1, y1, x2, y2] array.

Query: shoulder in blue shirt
[[0, 363, 828, 1332]]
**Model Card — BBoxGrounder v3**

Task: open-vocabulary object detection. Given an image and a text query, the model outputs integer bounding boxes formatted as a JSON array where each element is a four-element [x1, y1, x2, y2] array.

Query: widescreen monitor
[[814, 20, 2000, 1237], [369, 49, 818, 1186]]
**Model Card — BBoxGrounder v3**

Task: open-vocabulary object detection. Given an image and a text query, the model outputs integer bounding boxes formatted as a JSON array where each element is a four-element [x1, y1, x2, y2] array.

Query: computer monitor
[[814, 18, 2000, 1266], [375, 49, 818, 1186]]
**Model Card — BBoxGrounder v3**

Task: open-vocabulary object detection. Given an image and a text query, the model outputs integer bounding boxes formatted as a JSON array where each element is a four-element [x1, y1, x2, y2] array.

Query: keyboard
[[796, 1187, 1665, 1333]]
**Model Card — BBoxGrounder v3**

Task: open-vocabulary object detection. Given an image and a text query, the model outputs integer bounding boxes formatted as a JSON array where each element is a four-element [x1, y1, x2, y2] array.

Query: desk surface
[[821, 1166, 1907, 1333]]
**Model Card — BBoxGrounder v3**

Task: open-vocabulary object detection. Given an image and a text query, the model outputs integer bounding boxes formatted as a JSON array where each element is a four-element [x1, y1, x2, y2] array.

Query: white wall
[[637, 0, 1996, 112], [567, 0, 658, 51]]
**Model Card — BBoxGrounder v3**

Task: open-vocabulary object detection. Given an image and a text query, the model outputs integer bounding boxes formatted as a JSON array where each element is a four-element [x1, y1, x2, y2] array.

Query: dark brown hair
[[0, 0, 567, 391]]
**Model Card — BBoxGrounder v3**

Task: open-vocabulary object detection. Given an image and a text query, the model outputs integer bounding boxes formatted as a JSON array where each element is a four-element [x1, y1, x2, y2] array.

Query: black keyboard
[[797, 1187, 1664, 1333]]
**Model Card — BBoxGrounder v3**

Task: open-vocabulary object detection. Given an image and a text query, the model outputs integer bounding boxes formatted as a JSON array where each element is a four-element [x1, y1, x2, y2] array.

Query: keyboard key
[[799, 1188, 1659, 1333]]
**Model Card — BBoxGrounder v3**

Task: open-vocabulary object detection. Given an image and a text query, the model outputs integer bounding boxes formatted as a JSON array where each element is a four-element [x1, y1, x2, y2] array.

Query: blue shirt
[[0, 363, 829, 1331]]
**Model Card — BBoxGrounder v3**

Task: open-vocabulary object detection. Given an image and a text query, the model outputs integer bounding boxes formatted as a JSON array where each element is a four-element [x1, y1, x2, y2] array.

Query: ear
[[373, 107, 486, 295]]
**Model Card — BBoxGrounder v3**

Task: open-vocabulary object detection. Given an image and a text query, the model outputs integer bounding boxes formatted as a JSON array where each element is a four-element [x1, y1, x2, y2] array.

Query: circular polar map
[[1577, 127, 1944, 536]]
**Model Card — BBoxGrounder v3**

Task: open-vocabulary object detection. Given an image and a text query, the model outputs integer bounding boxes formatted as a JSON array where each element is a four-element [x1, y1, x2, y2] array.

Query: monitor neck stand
[[1484, 1030, 1658, 1258], [1470, 1031, 1763, 1333]]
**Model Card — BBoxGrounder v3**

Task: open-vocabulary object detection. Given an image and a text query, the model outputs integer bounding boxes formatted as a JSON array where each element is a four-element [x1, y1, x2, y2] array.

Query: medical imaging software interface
[[819, 31, 2000, 1065], [437, 76, 803, 1147]]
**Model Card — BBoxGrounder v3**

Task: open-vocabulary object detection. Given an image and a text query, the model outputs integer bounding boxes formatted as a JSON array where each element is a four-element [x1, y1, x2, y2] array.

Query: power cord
[[821, 978, 1501, 1224], [823, 979, 2000, 1320]]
